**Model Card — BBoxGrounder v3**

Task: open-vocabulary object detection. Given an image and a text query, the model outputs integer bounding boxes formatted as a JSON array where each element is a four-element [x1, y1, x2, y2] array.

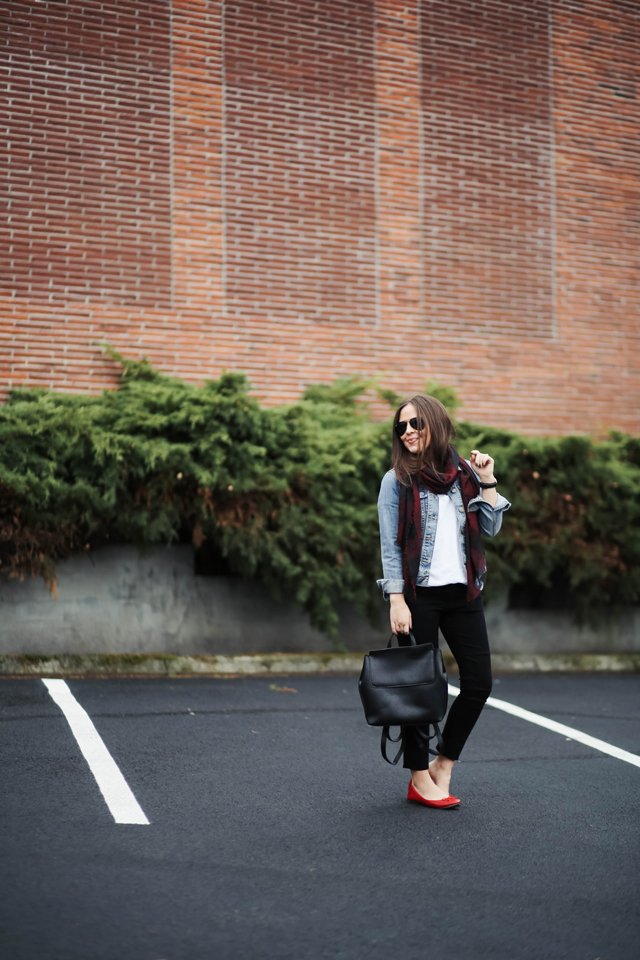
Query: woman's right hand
[[389, 595, 412, 635]]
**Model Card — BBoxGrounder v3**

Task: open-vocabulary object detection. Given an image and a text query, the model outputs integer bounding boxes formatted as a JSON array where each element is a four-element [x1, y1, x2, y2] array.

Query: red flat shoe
[[407, 779, 461, 808]]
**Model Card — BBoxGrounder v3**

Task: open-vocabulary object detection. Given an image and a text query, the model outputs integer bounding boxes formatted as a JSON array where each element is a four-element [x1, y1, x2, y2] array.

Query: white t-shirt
[[427, 494, 467, 586]]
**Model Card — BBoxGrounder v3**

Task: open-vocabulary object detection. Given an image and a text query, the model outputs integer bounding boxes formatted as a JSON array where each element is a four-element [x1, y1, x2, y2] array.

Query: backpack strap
[[381, 722, 445, 766], [380, 726, 404, 765], [414, 720, 445, 758]]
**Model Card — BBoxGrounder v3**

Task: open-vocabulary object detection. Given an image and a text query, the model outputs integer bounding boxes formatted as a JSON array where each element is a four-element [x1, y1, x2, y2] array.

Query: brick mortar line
[[222, 0, 228, 319], [547, 0, 558, 341], [169, 0, 175, 312]]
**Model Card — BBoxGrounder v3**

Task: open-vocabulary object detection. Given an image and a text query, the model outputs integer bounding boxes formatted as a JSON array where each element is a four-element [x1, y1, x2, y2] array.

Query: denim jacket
[[376, 461, 511, 600]]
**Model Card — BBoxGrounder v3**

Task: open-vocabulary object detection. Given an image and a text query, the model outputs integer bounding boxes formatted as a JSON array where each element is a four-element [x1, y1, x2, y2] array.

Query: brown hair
[[391, 395, 456, 485]]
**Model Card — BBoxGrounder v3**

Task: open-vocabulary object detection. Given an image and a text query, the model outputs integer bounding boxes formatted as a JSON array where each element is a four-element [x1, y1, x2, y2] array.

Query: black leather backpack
[[358, 630, 449, 764]]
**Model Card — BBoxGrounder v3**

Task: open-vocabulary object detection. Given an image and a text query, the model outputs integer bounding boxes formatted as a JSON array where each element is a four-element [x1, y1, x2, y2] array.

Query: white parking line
[[42, 679, 150, 824], [448, 683, 640, 769]]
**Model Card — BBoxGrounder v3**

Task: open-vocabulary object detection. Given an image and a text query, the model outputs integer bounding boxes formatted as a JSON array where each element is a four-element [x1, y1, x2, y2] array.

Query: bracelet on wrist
[[478, 479, 498, 489]]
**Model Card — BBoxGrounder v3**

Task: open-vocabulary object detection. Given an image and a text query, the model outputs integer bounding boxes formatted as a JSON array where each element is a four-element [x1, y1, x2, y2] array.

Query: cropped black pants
[[399, 583, 492, 768]]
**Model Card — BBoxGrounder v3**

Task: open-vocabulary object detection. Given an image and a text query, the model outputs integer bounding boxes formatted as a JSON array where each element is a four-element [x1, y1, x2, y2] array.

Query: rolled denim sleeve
[[467, 491, 511, 536], [376, 470, 405, 600], [463, 457, 511, 537]]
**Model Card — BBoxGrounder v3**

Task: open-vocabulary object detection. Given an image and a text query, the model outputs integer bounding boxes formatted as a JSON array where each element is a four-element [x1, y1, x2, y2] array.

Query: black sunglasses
[[395, 417, 425, 438]]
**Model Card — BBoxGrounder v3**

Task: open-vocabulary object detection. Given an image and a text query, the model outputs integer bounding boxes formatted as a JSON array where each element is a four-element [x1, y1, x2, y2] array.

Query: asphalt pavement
[[1, 672, 639, 960]]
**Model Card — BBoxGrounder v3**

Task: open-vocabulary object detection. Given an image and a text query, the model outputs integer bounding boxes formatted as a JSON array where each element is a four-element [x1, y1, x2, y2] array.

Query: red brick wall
[[420, 0, 554, 338], [1, 0, 172, 307], [225, 0, 377, 327], [1, 0, 638, 436]]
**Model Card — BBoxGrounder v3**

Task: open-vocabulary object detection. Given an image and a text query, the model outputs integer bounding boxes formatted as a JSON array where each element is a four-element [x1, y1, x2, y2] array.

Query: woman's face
[[398, 403, 429, 454]]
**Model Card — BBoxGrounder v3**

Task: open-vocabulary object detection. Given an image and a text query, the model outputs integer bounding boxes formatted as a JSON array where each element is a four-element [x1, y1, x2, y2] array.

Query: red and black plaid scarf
[[396, 444, 487, 602]]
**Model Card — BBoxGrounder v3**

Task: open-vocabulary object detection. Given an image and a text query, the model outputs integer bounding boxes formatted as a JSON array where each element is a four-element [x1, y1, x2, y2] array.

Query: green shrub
[[1, 355, 638, 633], [454, 423, 640, 611]]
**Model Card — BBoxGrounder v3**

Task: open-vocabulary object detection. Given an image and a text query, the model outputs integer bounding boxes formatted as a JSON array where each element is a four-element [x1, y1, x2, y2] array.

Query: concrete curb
[[1, 652, 639, 677]]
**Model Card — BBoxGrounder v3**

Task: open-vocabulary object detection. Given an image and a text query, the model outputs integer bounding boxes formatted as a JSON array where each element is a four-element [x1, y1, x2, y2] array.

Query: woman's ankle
[[431, 754, 455, 771]]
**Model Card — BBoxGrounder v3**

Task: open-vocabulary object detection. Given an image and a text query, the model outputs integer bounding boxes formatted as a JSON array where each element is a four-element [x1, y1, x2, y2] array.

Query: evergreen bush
[[1, 355, 638, 634]]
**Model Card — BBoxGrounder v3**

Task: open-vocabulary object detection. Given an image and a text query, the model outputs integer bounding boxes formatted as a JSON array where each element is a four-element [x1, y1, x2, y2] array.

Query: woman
[[377, 395, 510, 808]]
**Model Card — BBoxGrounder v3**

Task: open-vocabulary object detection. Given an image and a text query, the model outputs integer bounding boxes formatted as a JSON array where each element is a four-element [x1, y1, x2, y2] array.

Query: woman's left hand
[[470, 449, 495, 481]]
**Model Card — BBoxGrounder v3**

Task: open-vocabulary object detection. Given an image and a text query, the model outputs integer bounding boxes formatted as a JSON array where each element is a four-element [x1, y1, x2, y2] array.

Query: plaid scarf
[[396, 445, 487, 602]]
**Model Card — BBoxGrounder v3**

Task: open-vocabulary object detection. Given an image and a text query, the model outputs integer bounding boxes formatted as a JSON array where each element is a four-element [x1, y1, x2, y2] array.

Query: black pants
[[399, 583, 492, 768]]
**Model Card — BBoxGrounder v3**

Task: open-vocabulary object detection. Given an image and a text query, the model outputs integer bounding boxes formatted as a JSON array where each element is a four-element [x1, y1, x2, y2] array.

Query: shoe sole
[[407, 798, 461, 809]]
